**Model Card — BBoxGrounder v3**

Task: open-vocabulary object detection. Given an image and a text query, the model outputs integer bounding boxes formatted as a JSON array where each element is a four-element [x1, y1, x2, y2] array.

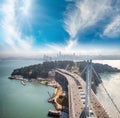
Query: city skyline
[[0, 0, 120, 57]]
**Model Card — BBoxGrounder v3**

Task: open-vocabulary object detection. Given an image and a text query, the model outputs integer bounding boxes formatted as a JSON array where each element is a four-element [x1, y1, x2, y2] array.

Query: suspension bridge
[[54, 60, 120, 118]]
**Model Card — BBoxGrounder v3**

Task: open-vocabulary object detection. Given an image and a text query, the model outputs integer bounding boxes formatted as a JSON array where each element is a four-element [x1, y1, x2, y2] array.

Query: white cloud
[[0, 0, 34, 53], [63, 0, 119, 56], [103, 15, 120, 37], [43, 0, 120, 56], [0, 0, 119, 57], [64, 0, 112, 38], [65, 39, 78, 53], [19, 0, 31, 17], [45, 39, 78, 54]]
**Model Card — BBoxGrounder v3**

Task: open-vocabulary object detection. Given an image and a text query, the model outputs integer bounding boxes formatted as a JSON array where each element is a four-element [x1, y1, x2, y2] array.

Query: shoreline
[[8, 75, 68, 115], [48, 85, 63, 111]]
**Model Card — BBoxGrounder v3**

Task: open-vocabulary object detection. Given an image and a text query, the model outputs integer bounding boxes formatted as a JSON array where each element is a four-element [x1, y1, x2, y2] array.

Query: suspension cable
[[92, 66, 120, 115], [81, 66, 87, 76]]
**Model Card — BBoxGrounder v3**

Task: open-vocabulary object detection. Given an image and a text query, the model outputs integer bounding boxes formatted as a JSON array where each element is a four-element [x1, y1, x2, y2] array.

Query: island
[[9, 61, 120, 117]]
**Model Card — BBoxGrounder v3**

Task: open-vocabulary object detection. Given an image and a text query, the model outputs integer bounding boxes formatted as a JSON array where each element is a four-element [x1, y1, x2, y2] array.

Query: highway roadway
[[55, 69, 110, 118]]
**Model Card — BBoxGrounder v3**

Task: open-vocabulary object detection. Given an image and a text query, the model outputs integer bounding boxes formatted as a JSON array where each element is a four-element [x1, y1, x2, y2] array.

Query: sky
[[0, 0, 120, 57]]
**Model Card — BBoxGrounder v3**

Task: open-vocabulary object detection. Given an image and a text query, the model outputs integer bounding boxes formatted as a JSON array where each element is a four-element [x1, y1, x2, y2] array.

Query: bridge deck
[[73, 74, 110, 118], [55, 69, 110, 118], [56, 70, 84, 118]]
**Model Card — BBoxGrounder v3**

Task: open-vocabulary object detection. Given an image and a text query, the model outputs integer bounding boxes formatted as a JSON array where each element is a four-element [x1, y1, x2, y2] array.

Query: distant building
[[48, 70, 55, 79]]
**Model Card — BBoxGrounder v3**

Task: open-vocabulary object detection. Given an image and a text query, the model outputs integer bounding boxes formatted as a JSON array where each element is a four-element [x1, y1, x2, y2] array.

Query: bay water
[[0, 60, 55, 118]]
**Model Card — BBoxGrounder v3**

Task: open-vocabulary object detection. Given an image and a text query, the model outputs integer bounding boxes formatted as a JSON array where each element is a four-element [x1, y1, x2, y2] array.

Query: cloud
[[64, 0, 112, 39], [65, 39, 78, 53], [63, 0, 120, 55], [0, 0, 120, 57], [0, 0, 34, 53], [19, 0, 31, 17], [45, 38, 78, 54], [103, 15, 120, 37]]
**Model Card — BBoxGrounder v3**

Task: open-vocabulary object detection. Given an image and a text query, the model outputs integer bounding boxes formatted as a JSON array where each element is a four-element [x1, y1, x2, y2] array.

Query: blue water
[[0, 60, 55, 118]]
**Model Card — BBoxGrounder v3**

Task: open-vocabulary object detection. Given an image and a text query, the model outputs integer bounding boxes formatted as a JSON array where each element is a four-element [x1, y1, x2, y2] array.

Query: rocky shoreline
[[8, 75, 67, 117]]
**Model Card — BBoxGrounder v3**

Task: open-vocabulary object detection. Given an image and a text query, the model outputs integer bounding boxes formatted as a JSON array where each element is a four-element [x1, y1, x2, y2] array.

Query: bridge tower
[[85, 60, 92, 116]]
